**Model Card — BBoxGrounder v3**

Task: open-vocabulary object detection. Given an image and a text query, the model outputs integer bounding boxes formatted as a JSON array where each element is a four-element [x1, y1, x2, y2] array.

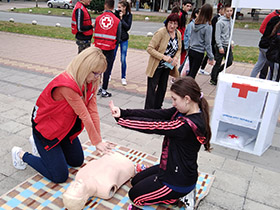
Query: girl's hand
[[119, 11, 123, 19], [208, 59, 214, 65], [96, 142, 113, 155], [109, 100, 121, 118]]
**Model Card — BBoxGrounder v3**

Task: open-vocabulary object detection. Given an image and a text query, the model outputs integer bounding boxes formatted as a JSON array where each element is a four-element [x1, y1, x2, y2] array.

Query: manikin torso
[[63, 152, 135, 210]]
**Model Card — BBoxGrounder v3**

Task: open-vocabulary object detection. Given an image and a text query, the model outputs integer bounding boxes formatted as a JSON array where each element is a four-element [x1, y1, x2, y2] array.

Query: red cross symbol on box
[[232, 83, 258, 98], [100, 15, 114, 30], [228, 134, 238, 139]]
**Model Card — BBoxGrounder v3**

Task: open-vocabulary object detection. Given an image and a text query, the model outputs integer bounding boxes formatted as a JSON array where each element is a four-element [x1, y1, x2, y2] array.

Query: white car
[[47, 0, 74, 9]]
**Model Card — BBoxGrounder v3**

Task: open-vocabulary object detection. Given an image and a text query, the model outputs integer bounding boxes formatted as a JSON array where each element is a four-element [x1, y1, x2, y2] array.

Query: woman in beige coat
[[144, 13, 182, 109]]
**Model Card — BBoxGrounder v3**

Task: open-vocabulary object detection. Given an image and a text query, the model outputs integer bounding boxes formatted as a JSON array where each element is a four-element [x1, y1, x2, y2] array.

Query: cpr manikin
[[63, 152, 135, 210]]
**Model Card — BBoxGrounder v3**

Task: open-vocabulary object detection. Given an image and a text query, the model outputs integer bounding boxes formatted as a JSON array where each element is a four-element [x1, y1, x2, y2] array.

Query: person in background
[[178, 7, 200, 75], [184, 8, 200, 52], [199, 4, 225, 75], [171, 4, 180, 15], [144, 13, 181, 110], [178, 0, 193, 65], [210, 4, 233, 85], [71, 0, 94, 53], [94, 0, 121, 98], [11, 47, 112, 183], [113, 0, 133, 86], [265, 20, 280, 81], [109, 77, 212, 210], [250, 10, 280, 79], [187, 3, 214, 79]]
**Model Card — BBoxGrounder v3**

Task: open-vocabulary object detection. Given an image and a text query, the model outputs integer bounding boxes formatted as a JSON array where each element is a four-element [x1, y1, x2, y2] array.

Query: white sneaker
[[29, 135, 40, 157], [12, 146, 27, 170], [121, 78, 127, 86], [180, 188, 196, 210], [198, 69, 210, 75]]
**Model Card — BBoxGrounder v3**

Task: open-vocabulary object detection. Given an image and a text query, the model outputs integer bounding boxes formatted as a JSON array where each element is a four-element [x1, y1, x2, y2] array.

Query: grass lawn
[[9, 7, 261, 29], [9, 7, 167, 23], [0, 21, 258, 63]]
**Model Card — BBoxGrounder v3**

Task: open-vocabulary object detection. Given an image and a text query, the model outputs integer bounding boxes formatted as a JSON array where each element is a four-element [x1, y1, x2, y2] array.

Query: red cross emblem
[[99, 15, 114, 30], [232, 83, 258, 98], [228, 134, 238, 139]]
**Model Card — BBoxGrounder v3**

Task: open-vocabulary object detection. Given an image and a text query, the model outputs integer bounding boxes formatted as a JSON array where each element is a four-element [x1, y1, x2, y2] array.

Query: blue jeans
[[23, 132, 84, 183], [114, 40, 128, 79], [250, 47, 269, 78]]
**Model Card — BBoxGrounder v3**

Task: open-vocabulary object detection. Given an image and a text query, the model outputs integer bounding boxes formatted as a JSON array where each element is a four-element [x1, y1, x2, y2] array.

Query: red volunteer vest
[[32, 71, 95, 150], [71, 1, 93, 36], [94, 11, 120, 50]]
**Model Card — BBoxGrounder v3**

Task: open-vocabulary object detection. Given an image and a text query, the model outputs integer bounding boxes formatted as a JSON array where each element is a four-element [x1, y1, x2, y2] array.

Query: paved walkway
[[0, 11, 280, 210]]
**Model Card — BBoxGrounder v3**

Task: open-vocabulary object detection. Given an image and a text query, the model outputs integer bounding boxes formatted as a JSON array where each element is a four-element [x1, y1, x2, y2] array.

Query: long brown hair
[[195, 3, 213, 25], [170, 77, 212, 152], [270, 21, 280, 37], [118, 0, 131, 14]]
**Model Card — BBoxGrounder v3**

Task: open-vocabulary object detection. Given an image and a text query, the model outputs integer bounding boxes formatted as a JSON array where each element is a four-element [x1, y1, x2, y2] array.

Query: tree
[[88, 0, 105, 13]]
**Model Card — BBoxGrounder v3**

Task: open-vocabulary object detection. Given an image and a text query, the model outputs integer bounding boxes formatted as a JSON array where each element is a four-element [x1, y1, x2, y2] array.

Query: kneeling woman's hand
[[96, 142, 113, 155]]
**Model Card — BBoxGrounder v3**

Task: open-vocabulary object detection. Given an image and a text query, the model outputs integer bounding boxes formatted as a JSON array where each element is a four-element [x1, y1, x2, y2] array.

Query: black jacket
[[114, 11, 133, 41], [259, 16, 280, 49], [115, 107, 206, 187], [266, 28, 280, 63]]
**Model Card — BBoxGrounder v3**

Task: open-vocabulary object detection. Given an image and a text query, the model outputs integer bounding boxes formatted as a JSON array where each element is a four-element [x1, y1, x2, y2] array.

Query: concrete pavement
[[1, 8, 280, 208]]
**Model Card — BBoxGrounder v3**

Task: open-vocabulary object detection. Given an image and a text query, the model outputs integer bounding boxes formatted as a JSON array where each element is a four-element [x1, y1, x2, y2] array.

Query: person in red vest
[[71, 0, 95, 53], [11, 47, 113, 183], [94, 0, 121, 97]]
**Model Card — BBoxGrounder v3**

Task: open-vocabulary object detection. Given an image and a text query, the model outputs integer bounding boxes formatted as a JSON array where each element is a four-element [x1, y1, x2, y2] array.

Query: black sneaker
[[209, 79, 217, 86], [101, 91, 112, 97], [97, 88, 102, 95]]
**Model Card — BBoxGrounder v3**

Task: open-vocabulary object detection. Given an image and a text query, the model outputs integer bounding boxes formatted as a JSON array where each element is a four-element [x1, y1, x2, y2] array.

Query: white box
[[211, 73, 280, 156]]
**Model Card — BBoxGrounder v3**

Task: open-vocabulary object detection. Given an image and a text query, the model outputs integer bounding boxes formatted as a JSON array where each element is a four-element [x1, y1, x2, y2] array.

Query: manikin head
[[63, 179, 92, 210], [63, 152, 135, 210]]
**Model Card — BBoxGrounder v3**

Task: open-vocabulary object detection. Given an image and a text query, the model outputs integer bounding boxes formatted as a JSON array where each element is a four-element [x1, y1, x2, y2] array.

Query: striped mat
[[0, 141, 215, 210]]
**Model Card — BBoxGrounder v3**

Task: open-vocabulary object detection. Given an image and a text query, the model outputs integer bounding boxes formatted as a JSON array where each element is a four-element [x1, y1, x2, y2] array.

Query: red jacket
[[32, 72, 95, 150], [259, 10, 280, 34], [71, 1, 93, 36], [94, 11, 120, 50]]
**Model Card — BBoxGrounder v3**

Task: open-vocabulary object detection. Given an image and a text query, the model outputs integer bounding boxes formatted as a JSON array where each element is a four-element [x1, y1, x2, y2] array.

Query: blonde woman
[[11, 47, 112, 183]]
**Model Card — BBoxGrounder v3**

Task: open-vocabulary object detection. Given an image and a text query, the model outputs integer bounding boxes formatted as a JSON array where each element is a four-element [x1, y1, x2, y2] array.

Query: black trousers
[[144, 66, 170, 109], [76, 39, 91, 54], [102, 49, 115, 90], [211, 46, 233, 83], [129, 165, 186, 206], [187, 49, 205, 78]]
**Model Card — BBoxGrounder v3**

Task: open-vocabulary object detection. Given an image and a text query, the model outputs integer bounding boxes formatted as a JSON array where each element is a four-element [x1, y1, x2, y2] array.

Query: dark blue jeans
[[23, 132, 84, 183], [114, 40, 128, 79]]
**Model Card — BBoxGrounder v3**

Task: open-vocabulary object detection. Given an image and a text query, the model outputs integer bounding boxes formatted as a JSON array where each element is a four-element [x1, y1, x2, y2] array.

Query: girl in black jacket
[[114, 0, 133, 86], [266, 21, 280, 81], [109, 77, 211, 209]]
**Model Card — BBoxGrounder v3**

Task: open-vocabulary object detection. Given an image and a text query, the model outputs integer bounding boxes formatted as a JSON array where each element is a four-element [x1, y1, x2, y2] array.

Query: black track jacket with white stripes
[[116, 107, 205, 187]]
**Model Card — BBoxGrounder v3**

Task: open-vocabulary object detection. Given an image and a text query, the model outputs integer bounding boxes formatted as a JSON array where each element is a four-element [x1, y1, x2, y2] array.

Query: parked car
[[47, 0, 74, 9]]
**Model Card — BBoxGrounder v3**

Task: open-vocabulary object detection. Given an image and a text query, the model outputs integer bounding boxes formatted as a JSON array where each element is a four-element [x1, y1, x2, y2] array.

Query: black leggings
[[128, 165, 186, 206], [187, 49, 205, 78]]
